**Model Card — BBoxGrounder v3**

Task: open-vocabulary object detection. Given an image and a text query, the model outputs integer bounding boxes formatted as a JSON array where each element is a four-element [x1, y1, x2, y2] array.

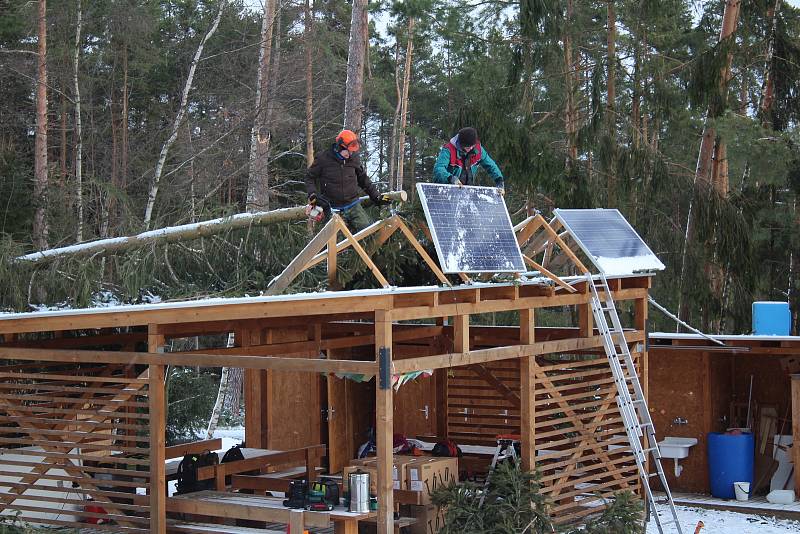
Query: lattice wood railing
[[0, 362, 151, 532], [446, 351, 644, 524]]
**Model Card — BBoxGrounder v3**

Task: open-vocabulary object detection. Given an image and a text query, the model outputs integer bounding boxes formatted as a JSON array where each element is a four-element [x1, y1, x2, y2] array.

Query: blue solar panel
[[417, 184, 525, 273], [554, 209, 665, 274]]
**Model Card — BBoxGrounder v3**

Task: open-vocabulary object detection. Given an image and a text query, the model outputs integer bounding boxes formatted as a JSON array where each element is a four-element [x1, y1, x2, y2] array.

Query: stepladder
[[586, 272, 684, 534], [479, 434, 520, 507]]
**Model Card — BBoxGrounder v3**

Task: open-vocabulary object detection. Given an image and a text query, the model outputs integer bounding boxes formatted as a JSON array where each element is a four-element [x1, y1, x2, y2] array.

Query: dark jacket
[[305, 146, 380, 208]]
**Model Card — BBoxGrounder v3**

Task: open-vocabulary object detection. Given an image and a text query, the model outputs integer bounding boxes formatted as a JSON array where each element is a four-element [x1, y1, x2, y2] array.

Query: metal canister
[[348, 470, 370, 513]]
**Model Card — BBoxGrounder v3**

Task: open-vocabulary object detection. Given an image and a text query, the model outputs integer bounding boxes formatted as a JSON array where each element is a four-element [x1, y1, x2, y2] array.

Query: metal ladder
[[586, 272, 683, 534], [479, 434, 519, 507]]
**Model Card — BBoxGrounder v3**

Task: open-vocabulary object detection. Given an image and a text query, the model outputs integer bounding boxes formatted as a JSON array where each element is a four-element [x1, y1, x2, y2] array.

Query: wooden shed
[[0, 273, 653, 533], [648, 333, 800, 516]]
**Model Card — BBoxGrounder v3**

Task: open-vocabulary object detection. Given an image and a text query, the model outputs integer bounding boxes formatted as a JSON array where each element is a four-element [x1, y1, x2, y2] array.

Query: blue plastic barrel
[[707, 432, 754, 499]]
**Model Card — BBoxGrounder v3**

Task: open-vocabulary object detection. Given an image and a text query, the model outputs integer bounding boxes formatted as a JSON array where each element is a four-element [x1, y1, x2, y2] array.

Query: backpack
[[221, 444, 245, 464], [432, 439, 462, 458], [175, 451, 219, 495]]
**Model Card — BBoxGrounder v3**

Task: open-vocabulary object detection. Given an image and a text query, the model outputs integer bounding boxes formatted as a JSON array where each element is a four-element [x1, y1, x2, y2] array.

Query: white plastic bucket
[[733, 481, 750, 501]]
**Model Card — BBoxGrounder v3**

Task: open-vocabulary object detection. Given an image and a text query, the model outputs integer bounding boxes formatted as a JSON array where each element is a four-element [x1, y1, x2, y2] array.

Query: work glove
[[450, 175, 463, 187], [308, 192, 317, 206], [371, 193, 391, 207], [496, 181, 505, 196]]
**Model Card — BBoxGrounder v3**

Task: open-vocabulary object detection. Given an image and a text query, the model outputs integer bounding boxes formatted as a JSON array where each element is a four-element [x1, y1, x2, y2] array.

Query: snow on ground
[[648, 505, 800, 533]]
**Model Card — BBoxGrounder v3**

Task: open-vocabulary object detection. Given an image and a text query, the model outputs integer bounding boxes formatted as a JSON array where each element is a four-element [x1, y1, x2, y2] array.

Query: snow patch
[[648, 505, 800, 534], [594, 254, 665, 275]]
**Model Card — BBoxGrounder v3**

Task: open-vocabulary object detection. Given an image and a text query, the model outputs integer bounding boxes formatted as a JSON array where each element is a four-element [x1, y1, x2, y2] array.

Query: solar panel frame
[[553, 208, 665, 275], [417, 183, 525, 274]]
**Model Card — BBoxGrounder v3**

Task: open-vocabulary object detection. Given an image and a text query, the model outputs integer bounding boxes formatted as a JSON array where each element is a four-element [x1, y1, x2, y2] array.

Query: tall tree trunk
[[563, 0, 578, 170], [408, 114, 416, 200], [73, 0, 84, 242], [59, 93, 67, 186], [696, 0, 741, 188], [121, 43, 129, 193], [246, 0, 277, 212], [388, 44, 400, 187], [680, 0, 742, 325], [304, 0, 314, 166], [144, 0, 225, 228], [343, 0, 368, 132], [395, 17, 414, 192], [606, 0, 616, 207], [759, 0, 781, 128], [33, 0, 49, 250]]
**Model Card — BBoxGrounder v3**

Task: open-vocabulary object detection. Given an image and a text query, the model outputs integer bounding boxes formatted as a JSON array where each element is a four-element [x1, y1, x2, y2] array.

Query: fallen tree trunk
[[17, 191, 408, 264]]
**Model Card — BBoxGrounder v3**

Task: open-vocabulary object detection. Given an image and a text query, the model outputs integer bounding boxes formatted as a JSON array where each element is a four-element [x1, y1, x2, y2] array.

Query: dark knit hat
[[457, 127, 478, 147]]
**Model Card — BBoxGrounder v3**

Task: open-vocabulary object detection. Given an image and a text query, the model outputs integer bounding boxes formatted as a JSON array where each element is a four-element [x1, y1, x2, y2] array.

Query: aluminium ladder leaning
[[586, 272, 684, 534]]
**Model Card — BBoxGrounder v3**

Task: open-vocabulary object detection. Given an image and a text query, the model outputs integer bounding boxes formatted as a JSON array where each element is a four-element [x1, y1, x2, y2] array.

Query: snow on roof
[[0, 272, 652, 323], [650, 332, 800, 342]]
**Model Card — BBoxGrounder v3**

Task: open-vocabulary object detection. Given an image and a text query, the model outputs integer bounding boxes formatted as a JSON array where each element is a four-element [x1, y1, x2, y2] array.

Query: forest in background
[[1, 0, 800, 336]]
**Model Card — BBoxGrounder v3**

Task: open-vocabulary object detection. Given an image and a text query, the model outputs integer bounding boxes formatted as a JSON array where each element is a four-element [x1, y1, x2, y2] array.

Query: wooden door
[[393, 375, 437, 439], [326, 373, 375, 474]]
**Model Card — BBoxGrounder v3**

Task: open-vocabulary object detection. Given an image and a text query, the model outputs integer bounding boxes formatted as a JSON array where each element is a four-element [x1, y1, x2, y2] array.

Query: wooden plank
[[305, 217, 393, 270], [395, 218, 450, 285], [336, 218, 390, 288], [327, 232, 338, 288], [392, 331, 645, 373], [520, 309, 535, 471], [0, 346, 378, 375], [533, 214, 590, 274], [792, 375, 800, 496], [468, 364, 521, 408], [522, 254, 576, 293], [165, 438, 223, 460], [149, 325, 166, 534], [266, 217, 340, 296], [165, 494, 329, 528], [375, 309, 394, 534]]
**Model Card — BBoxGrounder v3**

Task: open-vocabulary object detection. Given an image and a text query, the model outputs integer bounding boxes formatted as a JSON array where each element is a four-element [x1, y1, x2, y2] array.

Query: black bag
[[432, 439, 462, 457], [175, 451, 219, 495], [221, 444, 245, 464]]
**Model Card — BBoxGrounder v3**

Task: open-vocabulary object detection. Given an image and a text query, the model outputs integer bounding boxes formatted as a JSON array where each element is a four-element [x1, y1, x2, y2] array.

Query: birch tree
[[395, 17, 415, 192], [32, 0, 49, 250], [246, 0, 278, 212], [73, 0, 84, 242], [143, 1, 226, 229]]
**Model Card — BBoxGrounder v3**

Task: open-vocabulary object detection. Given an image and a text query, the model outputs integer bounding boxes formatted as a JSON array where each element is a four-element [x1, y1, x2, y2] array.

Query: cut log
[[17, 191, 407, 264]]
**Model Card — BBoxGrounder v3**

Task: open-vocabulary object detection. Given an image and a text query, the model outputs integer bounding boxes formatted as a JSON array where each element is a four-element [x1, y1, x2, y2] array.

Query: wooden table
[[167, 490, 374, 533]]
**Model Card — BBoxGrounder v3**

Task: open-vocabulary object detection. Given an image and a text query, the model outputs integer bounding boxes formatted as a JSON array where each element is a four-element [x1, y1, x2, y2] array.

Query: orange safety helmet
[[336, 129, 361, 153]]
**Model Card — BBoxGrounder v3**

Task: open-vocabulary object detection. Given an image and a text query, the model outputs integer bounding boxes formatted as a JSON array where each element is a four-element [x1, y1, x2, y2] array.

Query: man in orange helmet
[[305, 129, 388, 232]]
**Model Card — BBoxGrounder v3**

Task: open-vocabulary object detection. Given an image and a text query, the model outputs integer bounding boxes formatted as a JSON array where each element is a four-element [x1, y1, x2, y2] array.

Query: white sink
[[659, 437, 698, 459]]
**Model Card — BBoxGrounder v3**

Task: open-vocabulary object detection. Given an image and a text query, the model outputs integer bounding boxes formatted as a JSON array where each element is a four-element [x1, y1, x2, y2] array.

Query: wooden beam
[[395, 218, 450, 286], [515, 216, 543, 247], [792, 374, 800, 498], [305, 217, 393, 270], [148, 325, 166, 534], [266, 217, 340, 296], [520, 309, 535, 471], [469, 364, 521, 407], [327, 233, 338, 289], [336, 219, 390, 288], [375, 310, 394, 534], [392, 331, 646, 373], [243, 329, 267, 449], [0, 346, 378, 375], [534, 214, 590, 274], [522, 254, 576, 293]]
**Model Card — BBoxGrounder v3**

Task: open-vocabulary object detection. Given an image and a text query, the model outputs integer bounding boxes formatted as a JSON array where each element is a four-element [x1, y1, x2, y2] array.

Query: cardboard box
[[406, 504, 446, 534], [404, 457, 458, 504], [348, 455, 417, 490]]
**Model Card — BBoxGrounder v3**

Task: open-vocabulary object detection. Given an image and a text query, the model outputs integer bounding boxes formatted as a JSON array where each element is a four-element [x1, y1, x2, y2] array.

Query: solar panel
[[553, 208, 665, 275], [417, 183, 525, 273]]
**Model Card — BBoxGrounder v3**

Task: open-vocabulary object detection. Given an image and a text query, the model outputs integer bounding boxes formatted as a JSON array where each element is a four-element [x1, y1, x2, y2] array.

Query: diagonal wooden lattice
[[0, 364, 151, 532]]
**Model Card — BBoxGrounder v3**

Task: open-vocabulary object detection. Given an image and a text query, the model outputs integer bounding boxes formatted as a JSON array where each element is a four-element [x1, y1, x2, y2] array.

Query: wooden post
[[520, 309, 535, 471], [148, 324, 166, 534], [453, 315, 469, 353], [578, 300, 594, 338], [435, 317, 448, 438], [792, 374, 800, 497], [375, 309, 394, 534], [244, 328, 267, 448], [327, 233, 338, 289]]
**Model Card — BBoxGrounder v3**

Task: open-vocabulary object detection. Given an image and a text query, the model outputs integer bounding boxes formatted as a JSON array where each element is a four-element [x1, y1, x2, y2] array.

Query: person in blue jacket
[[432, 127, 505, 194]]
